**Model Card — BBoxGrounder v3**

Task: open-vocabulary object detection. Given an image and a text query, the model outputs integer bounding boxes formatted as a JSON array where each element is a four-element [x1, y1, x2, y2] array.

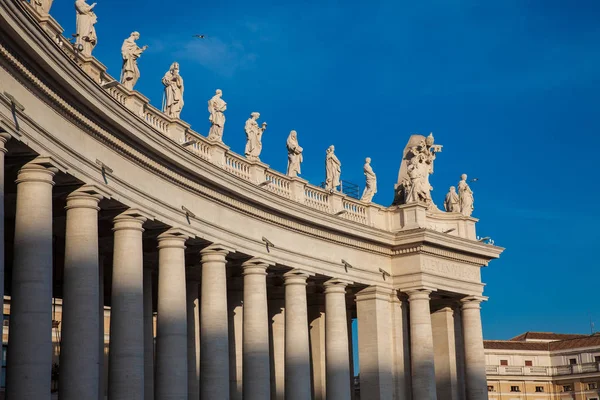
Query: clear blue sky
[[49, 0, 599, 342]]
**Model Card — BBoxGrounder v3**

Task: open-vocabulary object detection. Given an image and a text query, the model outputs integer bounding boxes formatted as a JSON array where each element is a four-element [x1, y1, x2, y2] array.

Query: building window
[[569, 358, 577, 365], [487, 385, 495, 392], [589, 382, 598, 390], [510, 386, 520, 392], [500, 360, 508, 366], [525, 360, 533, 366], [535, 386, 544, 392], [563, 385, 572, 392]]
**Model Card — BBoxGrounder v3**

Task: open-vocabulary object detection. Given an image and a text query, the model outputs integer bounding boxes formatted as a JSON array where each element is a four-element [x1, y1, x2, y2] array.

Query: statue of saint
[[286, 130, 303, 177], [120, 32, 148, 91], [361, 157, 377, 203], [444, 186, 460, 213], [325, 145, 341, 191], [33, 0, 53, 14], [162, 62, 184, 119], [244, 112, 267, 161], [75, 0, 97, 57], [393, 132, 442, 210], [207, 89, 226, 142], [458, 174, 474, 216]]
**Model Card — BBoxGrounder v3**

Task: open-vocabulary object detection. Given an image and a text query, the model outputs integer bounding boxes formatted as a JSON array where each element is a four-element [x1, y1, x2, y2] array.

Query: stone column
[[59, 187, 104, 400], [108, 210, 147, 400], [461, 296, 488, 400], [432, 307, 459, 400], [407, 288, 437, 400], [308, 304, 326, 400], [6, 161, 56, 400], [268, 299, 285, 400], [323, 279, 352, 400], [200, 244, 233, 400], [0, 133, 9, 331], [228, 287, 243, 400], [355, 286, 394, 399], [187, 280, 200, 400], [242, 258, 272, 400], [453, 305, 467, 400], [143, 267, 154, 400], [156, 229, 190, 400], [284, 270, 311, 400]]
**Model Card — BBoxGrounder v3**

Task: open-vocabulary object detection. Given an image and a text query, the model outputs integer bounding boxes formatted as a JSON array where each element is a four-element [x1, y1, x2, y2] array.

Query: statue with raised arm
[[32, 0, 53, 14], [75, 0, 97, 57], [162, 62, 184, 118], [120, 32, 148, 91], [458, 174, 474, 216], [393, 132, 442, 210], [286, 130, 303, 177], [207, 89, 226, 142], [444, 186, 460, 213], [325, 145, 341, 191], [361, 157, 377, 203], [244, 112, 267, 161]]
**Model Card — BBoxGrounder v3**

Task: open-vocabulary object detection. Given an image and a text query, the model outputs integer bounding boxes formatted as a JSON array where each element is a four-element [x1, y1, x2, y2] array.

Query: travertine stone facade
[[0, 1, 504, 399]]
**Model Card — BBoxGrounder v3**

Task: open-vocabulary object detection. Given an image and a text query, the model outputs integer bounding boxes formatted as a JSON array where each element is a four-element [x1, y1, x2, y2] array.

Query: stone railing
[[106, 85, 127, 106], [224, 152, 252, 181], [304, 186, 330, 213], [486, 362, 600, 377], [182, 131, 211, 161], [341, 198, 367, 224], [143, 104, 170, 134], [263, 170, 292, 198]]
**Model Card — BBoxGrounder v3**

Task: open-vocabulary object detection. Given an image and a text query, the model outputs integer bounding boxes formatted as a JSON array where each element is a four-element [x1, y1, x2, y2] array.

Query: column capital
[[283, 269, 312, 286], [16, 161, 57, 185], [66, 186, 105, 211], [157, 227, 193, 249], [404, 287, 436, 301], [323, 278, 352, 294], [460, 295, 488, 309], [241, 257, 273, 275], [0, 131, 11, 152], [113, 209, 148, 232], [200, 243, 235, 260], [355, 286, 394, 302]]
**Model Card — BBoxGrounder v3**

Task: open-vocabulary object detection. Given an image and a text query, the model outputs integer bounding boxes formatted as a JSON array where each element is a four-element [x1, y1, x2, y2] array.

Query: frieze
[[421, 258, 480, 282]]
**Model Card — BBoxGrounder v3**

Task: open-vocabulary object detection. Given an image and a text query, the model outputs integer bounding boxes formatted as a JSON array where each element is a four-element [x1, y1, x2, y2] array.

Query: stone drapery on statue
[[393, 133, 442, 210], [286, 130, 303, 177], [74, 0, 97, 57], [325, 145, 341, 191], [458, 174, 474, 216], [207, 89, 226, 142], [361, 157, 377, 203], [444, 186, 460, 213], [32, 0, 53, 14], [120, 32, 148, 91], [162, 62, 184, 119], [244, 113, 267, 161]]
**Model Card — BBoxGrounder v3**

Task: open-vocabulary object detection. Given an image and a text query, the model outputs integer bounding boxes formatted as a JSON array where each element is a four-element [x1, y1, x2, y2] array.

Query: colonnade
[[0, 154, 489, 400]]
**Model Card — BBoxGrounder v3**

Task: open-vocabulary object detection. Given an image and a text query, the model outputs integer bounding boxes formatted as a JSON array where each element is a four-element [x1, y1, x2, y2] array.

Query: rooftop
[[484, 332, 600, 351]]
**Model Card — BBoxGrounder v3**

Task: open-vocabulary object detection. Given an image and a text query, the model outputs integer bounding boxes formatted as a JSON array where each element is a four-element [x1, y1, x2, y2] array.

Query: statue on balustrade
[[162, 62, 184, 119], [120, 32, 148, 91], [75, 0, 98, 57], [286, 130, 303, 177], [325, 145, 341, 191], [244, 112, 267, 161], [32, 0, 53, 14], [444, 186, 460, 213], [207, 89, 227, 142], [458, 174, 474, 216], [361, 157, 377, 203], [392, 132, 442, 210]]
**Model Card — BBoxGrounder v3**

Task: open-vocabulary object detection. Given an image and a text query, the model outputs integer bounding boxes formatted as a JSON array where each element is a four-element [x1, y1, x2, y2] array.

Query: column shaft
[[391, 294, 410, 399], [284, 271, 311, 400], [200, 245, 231, 400], [268, 299, 285, 400], [407, 289, 437, 400], [6, 162, 55, 400], [143, 267, 154, 400], [228, 288, 243, 400], [0, 133, 9, 338], [59, 189, 103, 400], [432, 307, 459, 400], [108, 211, 147, 400], [187, 281, 200, 400], [356, 286, 394, 399], [155, 231, 189, 400], [324, 279, 351, 400], [242, 259, 271, 400], [308, 305, 326, 400], [461, 298, 487, 400]]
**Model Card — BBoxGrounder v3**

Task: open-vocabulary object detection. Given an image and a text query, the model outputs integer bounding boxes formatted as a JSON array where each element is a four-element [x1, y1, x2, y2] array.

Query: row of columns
[[1, 157, 488, 400]]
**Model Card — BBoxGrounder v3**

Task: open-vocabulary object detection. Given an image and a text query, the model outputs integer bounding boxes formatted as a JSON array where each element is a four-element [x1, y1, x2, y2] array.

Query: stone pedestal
[[461, 297, 488, 400], [59, 188, 103, 400], [6, 162, 56, 400], [108, 210, 147, 400]]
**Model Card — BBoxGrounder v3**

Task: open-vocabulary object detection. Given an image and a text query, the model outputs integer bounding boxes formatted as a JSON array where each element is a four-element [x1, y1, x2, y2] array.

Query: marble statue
[[360, 157, 377, 203], [325, 145, 341, 191], [32, 0, 53, 14], [393, 132, 442, 210], [458, 174, 474, 216], [244, 112, 267, 161], [120, 32, 148, 91], [444, 186, 460, 213], [162, 62, 184, 119], [286, 130, 303, 177], [207, 89, 226, 142], [75, 0, 98, 57]]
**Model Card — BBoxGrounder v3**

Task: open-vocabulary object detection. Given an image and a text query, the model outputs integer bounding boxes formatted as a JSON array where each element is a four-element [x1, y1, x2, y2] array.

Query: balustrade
[[263, 171, 291, 198], [341, 198, 367, 224], [304, 186, 330, 212], [143, 105, 170, 134], [224, 153, 251, 181]]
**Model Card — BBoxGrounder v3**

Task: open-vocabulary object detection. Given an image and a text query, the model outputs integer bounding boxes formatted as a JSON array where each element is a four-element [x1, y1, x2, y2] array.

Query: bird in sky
[[192, 34, 206, 39], [470, 178, 479, 183]]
